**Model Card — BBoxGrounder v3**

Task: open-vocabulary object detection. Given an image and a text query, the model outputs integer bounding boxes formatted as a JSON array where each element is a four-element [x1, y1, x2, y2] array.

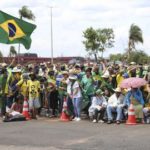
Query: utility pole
[[50, 6, 53, 64]]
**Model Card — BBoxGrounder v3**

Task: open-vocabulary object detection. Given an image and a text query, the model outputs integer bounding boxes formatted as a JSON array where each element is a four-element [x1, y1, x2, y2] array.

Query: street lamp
[[49, 6, 54, 64]]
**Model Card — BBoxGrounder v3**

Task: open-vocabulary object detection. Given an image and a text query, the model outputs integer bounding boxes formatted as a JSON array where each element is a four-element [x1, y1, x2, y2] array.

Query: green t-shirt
[[81, 75, 94, 95]]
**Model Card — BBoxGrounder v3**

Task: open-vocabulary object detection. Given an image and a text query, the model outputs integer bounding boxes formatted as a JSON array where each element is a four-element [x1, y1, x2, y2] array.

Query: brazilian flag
[[0, 10, 36, 49]]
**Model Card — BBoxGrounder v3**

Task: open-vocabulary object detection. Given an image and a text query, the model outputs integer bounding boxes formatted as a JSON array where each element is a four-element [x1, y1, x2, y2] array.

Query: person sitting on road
[[124, 88, 145, 123], [88, 89, 107, 123], [106, 87, 125, 124]]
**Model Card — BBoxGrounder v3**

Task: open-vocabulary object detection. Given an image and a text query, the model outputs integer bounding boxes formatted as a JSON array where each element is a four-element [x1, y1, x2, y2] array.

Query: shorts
[[28, 97, 41, 109]]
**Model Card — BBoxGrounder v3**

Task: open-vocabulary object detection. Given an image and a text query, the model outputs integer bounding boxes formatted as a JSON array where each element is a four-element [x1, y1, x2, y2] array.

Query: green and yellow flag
[[0, 10, 36, 49]]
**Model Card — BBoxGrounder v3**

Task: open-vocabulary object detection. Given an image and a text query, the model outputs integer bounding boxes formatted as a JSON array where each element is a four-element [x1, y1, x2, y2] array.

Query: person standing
[[27, 73, 41, 119], [69, 75, 82, 121]]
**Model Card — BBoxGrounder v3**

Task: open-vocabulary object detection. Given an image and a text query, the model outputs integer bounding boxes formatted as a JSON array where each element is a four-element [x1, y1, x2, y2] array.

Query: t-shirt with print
[[27, 80, 40, 98]]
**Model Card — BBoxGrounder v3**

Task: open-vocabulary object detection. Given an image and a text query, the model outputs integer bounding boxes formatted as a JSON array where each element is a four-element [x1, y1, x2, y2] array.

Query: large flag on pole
[[0, 10, 36, 49]]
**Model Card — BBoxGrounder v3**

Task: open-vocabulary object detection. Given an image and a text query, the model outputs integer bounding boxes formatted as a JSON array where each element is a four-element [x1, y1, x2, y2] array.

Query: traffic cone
[[22, 98, 31, 120], [126, 103, 136, 125], [60, 97, 70, 122]]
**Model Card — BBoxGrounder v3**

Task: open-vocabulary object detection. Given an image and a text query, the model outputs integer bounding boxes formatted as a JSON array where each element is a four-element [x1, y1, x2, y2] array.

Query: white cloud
[[0, 0, 150, 58]]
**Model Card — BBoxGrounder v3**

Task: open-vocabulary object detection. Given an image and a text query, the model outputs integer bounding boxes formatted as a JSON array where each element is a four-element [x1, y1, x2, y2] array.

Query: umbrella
[[120, 77, 147, 88]]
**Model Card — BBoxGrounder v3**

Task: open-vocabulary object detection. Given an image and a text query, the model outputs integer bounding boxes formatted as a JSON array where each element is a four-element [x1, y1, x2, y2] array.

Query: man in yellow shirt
[[16, 73, 29, 100], [27, 73, 41, 119]]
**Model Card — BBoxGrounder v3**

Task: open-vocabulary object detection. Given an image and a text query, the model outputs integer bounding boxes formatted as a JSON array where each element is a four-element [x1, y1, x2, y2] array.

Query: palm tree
[[9, 46, 17, 57], [17, 6, 35, 63], [19, 6, 35, 20], [128, 24, 143, 58]]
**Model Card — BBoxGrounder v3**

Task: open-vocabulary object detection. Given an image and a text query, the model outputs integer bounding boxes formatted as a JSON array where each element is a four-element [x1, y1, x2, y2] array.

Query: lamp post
[[50, 6, 54, 64]]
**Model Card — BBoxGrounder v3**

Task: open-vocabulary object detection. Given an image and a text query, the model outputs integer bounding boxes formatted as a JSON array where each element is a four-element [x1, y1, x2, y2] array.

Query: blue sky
[[0, 0, 150, 58]]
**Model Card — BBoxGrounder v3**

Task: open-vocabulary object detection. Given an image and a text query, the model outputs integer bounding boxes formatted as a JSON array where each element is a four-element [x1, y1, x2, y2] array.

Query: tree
[[97, 28, 115, 58], [128, 24, 143, 58], [83, 27, 99, 62], [18, 6, 35, 63], [19, 6, 35, 20], [9, 46, 17, 57], [128, 50, 149, 64], [83, 27, 114, 62], [109, 53, 123, 61]]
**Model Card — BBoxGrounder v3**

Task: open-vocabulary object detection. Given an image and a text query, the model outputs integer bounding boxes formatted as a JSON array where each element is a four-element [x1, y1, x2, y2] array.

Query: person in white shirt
[[68, 75, 82, 121], [106, 87, 124, 124], [89, 89, 107, 123]]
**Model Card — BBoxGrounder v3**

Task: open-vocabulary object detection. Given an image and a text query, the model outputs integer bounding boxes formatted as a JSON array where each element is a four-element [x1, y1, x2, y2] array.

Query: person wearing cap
[[100, 72, 113, 93], [88, 89, 107, 123], [7, 67, 22, 108], [16, 73, 29, 100], [68, 75, 82, 121], [106, 87, 125, 124], [27, 73, 41, 119]]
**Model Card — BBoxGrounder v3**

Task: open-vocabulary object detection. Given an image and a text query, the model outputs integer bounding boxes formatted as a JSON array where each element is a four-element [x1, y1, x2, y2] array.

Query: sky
[[0, 0, 150, 58]]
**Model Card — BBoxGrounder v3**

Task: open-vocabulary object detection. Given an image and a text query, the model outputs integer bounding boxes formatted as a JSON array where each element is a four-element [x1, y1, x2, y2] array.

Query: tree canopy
[[83, 27, 114, 61], [128, 24, 143, 58], [19, 6, 35, 20]]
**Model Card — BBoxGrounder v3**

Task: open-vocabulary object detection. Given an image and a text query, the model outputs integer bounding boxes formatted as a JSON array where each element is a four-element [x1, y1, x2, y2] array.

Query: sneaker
[[72, 117, 77, 121], [92, 119, 97, 123], [116, 120, 120, 124], [76, 118, 81, 121], [98, 120, 104, 123], [107, 120, 113, 124]]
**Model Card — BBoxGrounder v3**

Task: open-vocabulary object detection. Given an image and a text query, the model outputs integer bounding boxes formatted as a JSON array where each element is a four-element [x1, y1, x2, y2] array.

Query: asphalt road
[[0, 118, 150, 150]]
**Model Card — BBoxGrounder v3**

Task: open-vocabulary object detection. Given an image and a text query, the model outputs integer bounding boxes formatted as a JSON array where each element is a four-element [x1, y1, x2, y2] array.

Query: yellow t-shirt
[[17, 79, 28, 97], [27, 80, 40, 98], [116, 74, 124, 87]]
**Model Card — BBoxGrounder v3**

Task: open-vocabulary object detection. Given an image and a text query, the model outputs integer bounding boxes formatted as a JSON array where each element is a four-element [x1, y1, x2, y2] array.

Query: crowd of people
[[0, 59, 150, 124]]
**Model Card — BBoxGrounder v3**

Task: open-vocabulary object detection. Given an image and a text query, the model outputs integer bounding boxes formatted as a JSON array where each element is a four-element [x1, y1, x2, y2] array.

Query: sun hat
[[101, 72, 109, 78], [114, 87, 122, 93], [130, 62, 136, 65], [69, 75, 77, 80], [62, 71, 69, 75], [12, 67, 22, 73]]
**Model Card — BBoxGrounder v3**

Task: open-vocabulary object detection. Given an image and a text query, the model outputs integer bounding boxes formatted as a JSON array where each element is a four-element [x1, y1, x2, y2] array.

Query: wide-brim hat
[[101, 73, 109, 78], [62, 71, 69, 75], [1, 63, 7, 67], [130, 62, 136, 65], [12, 67, 22, 73], [114, 87, 122, 93], [69, 75, 77, 80]]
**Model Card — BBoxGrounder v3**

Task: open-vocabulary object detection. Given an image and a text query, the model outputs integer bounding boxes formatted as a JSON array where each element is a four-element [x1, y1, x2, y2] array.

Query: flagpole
[[17, 16, 22, 64]]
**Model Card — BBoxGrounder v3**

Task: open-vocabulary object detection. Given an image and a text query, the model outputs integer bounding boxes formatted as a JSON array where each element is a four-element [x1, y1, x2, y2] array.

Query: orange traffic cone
[[126, 103, 136, 125], [60, 97, 70, 122], [22, 98, 31, 120]]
